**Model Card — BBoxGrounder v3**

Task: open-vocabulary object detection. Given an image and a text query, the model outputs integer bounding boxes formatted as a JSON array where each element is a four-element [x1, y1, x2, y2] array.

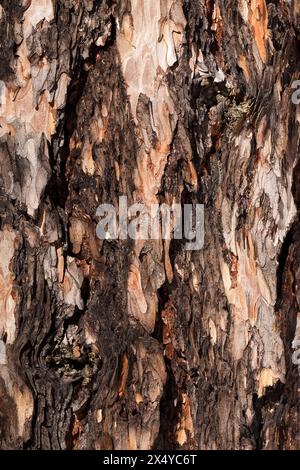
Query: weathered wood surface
[[0, 0, 300, 450]]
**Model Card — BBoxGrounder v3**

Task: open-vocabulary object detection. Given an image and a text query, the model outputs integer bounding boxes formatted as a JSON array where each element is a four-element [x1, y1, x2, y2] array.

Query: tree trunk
[[0, 0, 299, 450]]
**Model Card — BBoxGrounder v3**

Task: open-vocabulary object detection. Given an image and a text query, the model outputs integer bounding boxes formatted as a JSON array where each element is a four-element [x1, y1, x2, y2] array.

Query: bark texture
[[0, 0, 300, 450]]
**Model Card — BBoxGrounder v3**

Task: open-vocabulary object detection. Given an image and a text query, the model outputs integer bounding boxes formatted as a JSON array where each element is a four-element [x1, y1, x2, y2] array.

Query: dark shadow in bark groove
[[152, 283, 179, 450]]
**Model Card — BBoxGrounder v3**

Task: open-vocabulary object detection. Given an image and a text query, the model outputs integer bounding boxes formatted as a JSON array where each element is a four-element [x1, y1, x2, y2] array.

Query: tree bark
[[0, 0, 300, 450]]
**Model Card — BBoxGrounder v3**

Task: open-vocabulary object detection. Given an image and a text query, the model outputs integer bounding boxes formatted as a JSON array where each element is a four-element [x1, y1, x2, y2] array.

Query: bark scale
[[0, 0, 299, 450]]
